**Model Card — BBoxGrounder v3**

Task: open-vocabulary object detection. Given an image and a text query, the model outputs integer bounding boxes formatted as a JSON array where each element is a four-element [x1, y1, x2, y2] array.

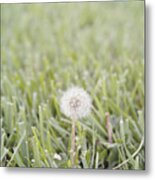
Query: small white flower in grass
[[53, 153, 62, 161], [60, 87, 92, 119], [31, 159, 35, 163]]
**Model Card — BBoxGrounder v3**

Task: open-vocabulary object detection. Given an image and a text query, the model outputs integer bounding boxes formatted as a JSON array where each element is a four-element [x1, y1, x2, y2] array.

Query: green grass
[[1, 1, 145, 169]]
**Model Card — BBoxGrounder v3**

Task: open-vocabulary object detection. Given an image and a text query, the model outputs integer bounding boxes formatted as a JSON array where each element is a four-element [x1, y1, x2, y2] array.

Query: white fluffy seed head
[[60, 87, 92, 119]]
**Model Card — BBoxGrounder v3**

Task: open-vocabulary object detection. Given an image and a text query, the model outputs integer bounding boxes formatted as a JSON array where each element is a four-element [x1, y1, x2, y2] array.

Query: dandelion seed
[[53, 153, 62, 161], [120, 118, 124, 124], [31, 159, 35, 163], [44, 149, 48, 153]]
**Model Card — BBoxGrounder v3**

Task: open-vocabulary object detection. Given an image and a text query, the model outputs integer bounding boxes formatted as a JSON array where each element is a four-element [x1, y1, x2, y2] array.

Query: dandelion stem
[[71, 118, 76, 168], [105, 112, 113, 143]]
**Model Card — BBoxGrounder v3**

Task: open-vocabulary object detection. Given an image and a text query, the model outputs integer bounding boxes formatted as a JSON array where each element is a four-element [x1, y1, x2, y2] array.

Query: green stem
[[113, 137, 144, 170]]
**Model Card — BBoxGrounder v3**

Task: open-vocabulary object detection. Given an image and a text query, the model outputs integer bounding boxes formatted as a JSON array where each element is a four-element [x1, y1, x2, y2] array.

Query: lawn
[[1, 1, 145, 169]]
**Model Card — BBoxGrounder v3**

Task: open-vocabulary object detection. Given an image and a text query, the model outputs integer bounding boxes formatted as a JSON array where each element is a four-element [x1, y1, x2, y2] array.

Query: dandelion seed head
[[60, 87, 92, 119]]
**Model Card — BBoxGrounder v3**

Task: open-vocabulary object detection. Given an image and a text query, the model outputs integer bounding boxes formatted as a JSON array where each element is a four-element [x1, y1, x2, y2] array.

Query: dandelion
[[60, 87, 92, 119], [60, 86, 92, 167]]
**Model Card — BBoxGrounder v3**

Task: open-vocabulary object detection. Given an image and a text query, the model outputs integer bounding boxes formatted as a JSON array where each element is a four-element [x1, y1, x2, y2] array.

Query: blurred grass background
[[1, 1, 144, 169]]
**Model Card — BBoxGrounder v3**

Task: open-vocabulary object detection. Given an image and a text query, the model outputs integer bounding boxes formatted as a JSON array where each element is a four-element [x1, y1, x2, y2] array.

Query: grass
[[0, 1, 145, 169]]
